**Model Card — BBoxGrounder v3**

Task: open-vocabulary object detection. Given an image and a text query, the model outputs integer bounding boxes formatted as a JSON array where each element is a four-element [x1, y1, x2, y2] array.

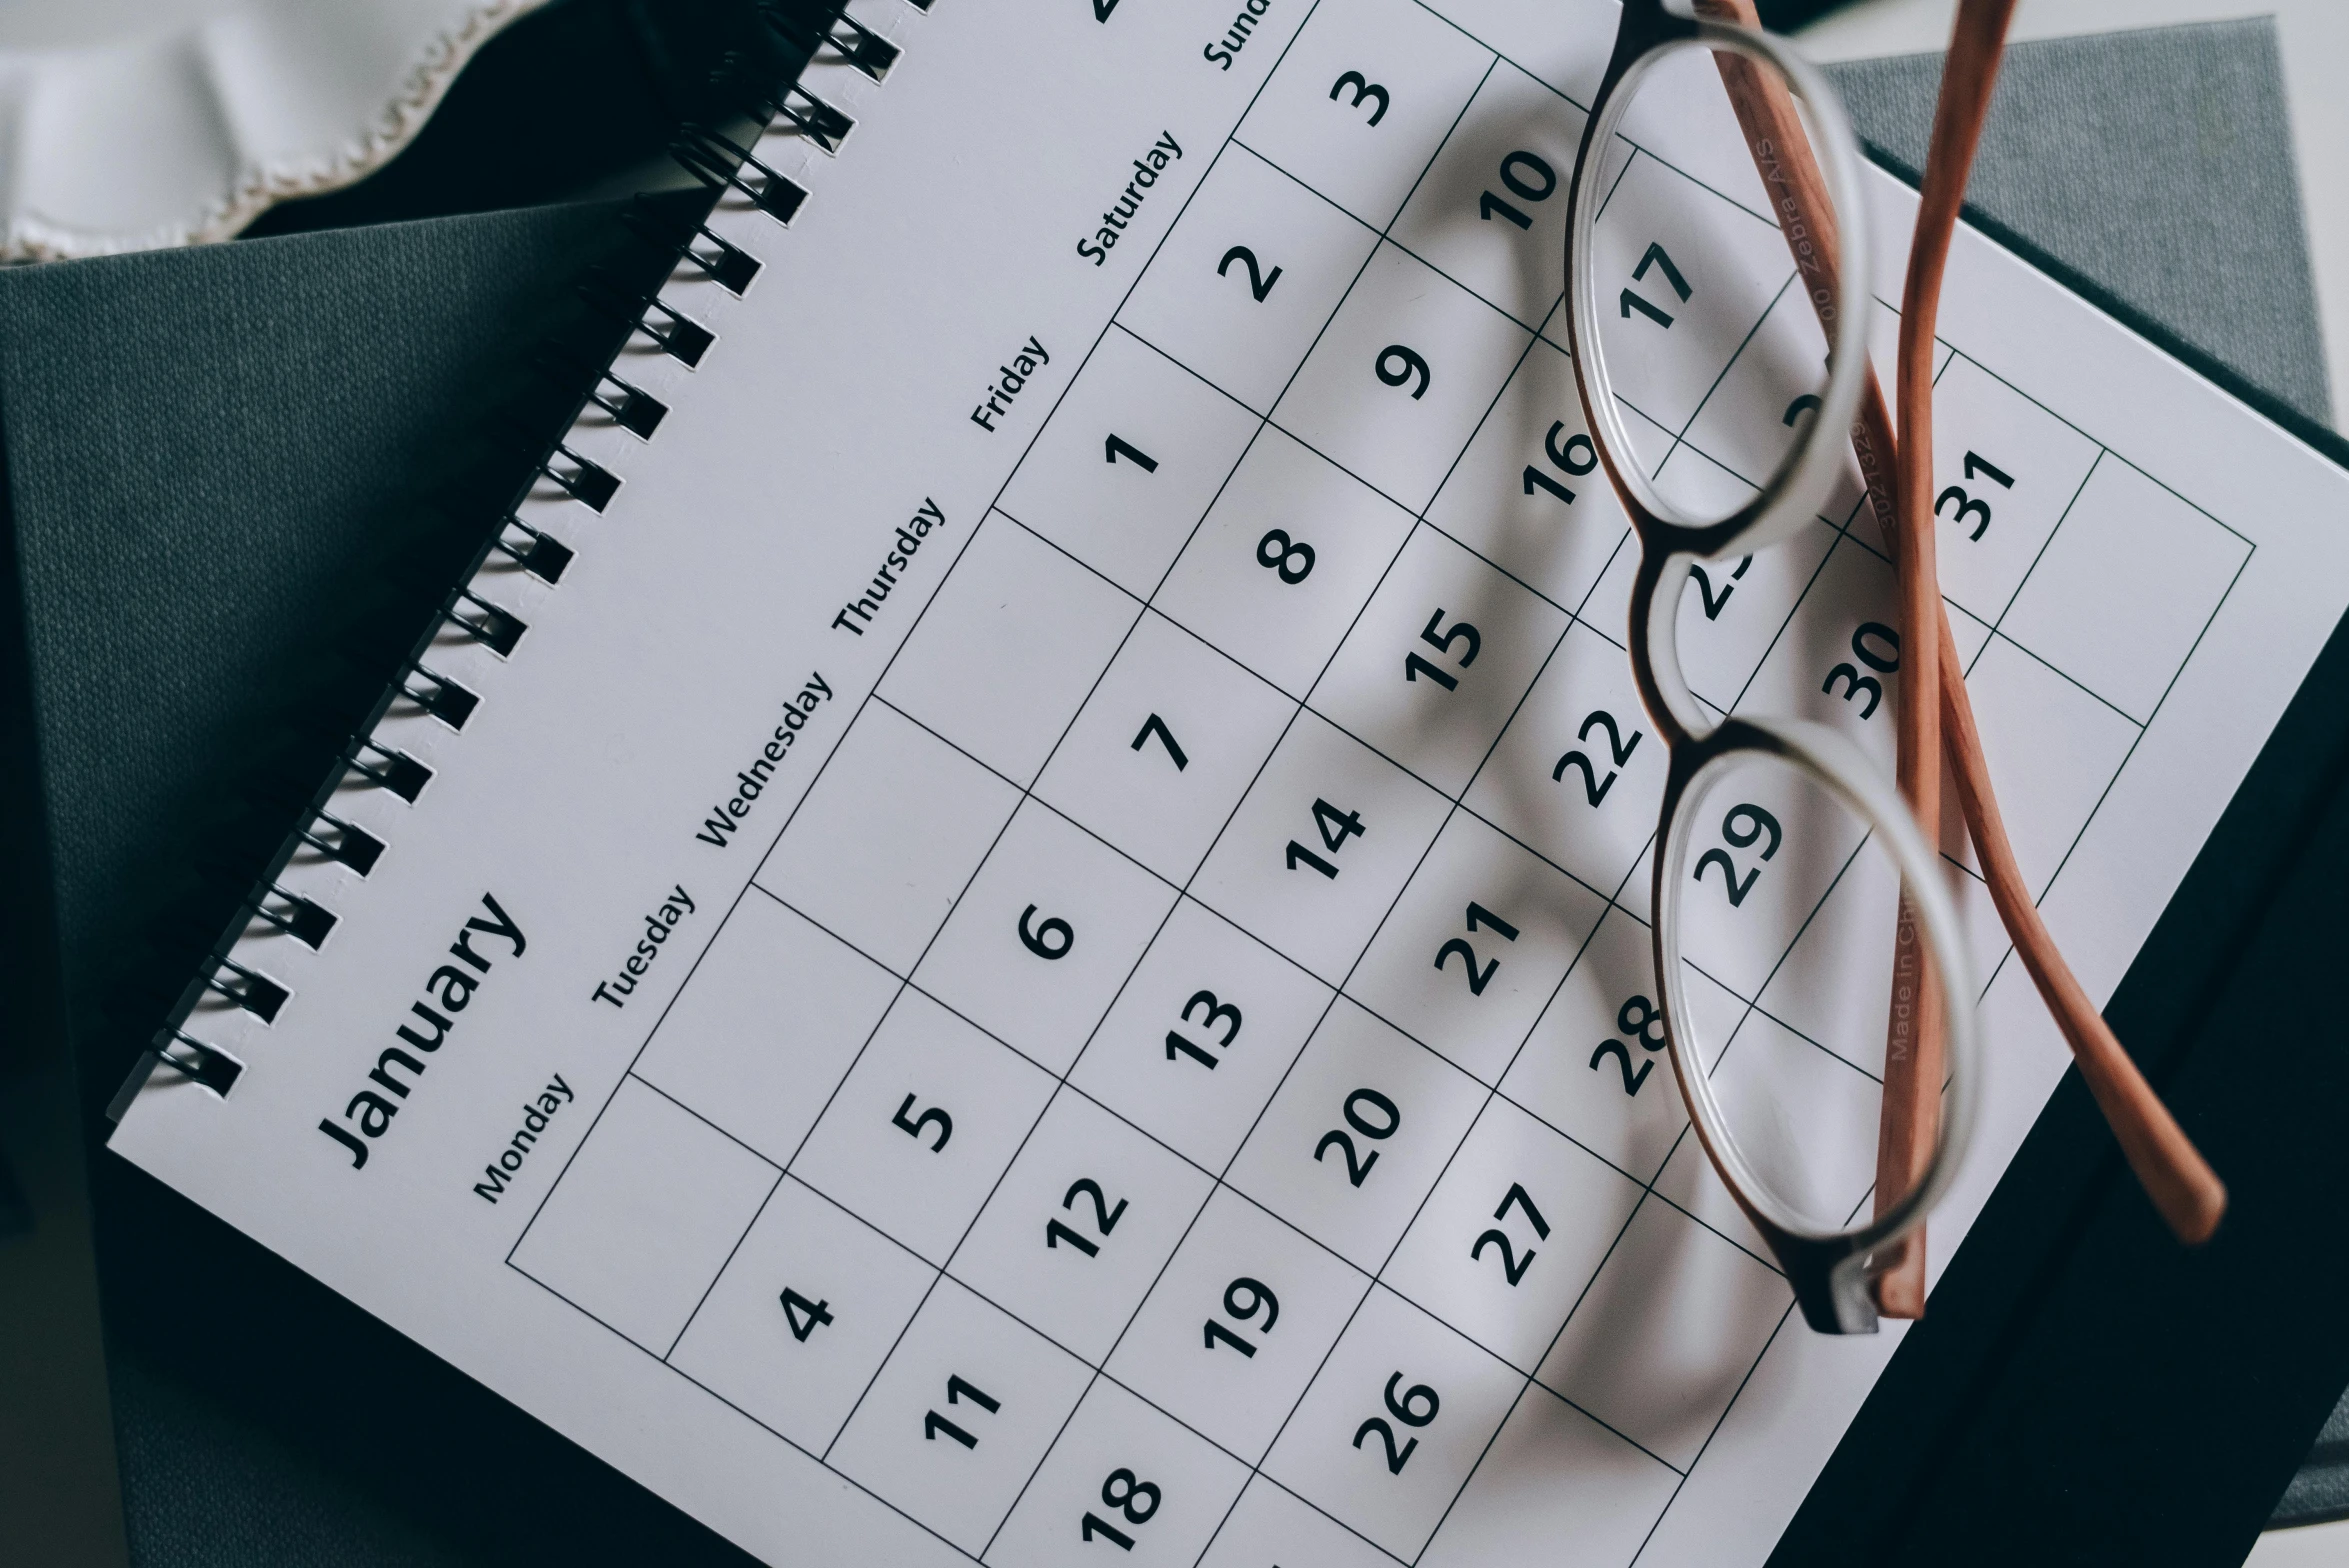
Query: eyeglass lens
[[1581, 41, 1857, 535]]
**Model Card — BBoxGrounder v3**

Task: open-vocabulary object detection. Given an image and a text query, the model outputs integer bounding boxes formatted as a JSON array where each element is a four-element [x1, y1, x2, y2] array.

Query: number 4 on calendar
[[779, 1287, 833, 1342]]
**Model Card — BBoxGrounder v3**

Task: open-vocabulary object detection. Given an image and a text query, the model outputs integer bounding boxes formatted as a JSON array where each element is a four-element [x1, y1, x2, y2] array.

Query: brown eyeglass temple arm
[[1696, 0, 2226, 1249]]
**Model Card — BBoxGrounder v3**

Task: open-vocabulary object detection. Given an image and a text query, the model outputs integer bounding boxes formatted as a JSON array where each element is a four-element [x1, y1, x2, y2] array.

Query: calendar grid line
[[1308, 396, 1904, 1554], [779, 82, 1371, 1474], [1591, 144, 1646, 228], [839, 17, 1498, 1536], [1232, 134, 1389, 244], [1107, 317, 1278, 423], [1937, 338, 2256, 553], [1656, 268, 1801, 471], [1982, 447, 2106, 641], [711, 940, 910, 1178], [963, 58, 1543, 1542], [1623, 139, 1777, 230], [1815, 492, 2173, 763], [1411, 1178, 1710, 1565], [752, 859, 1787, 1284], [1626, 1181, 1898, 1568], [1615, 548, 2264, 1564], [615, 1070, 784, 1186], [1984, 623, 2151, 730], [1621, 1299, 1806, 1568], [497, 1263, 1004, 1563], [973, 520, 1304, 718], [1182, 346, 1662, 1549], [1746, 1001, 1887, 1086], [975, 1375, 1105, 1558], [2007, 542, 2258, 929], [1188, 1472, 1417, 1568], [1396, 0, 1590, 116], [555, 1071, 796, 1361], [685, 44, 1402, 1450], [486, 6, 2287, 1557], [1231, 131, 1567, 338]]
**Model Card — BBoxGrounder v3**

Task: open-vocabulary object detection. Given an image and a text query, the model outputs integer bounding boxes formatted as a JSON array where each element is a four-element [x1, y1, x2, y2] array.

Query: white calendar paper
[[111, 1, 2349, 1563]]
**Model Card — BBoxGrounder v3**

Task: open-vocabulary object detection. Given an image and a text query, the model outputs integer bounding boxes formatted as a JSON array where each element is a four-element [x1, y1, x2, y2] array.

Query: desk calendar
[[110, 0, 2349, 1563]]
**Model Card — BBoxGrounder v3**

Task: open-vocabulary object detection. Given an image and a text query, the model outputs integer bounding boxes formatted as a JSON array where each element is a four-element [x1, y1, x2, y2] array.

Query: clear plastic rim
[[1564, 20, 1872, 559], [1651, 716, 1980, 1253]]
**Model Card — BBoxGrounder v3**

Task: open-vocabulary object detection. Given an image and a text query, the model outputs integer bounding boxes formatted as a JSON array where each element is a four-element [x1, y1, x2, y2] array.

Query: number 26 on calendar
[[1354, 1372, 1441, 1475]]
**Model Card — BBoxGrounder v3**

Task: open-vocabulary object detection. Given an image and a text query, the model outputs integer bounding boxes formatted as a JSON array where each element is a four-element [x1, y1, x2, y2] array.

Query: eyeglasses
[[1560, 0, 2224, 1334]]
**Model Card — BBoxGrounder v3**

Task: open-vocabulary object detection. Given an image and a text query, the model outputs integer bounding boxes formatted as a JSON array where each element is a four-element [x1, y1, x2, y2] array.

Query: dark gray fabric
[[2273, 1387, 2349, 1527], [3, 202, 758, 1568], [3, 207, 600, 1015], [1827, 18, 2333, 427]]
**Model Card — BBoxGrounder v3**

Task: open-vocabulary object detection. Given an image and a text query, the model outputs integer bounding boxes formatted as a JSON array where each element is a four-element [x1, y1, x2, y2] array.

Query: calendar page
[[109, 1, 2349, 1564]]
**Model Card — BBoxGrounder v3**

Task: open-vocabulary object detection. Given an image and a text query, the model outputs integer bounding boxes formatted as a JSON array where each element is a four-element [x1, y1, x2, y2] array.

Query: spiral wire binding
[[622, 201, 764, 296], [110, 0, 925, 1119]]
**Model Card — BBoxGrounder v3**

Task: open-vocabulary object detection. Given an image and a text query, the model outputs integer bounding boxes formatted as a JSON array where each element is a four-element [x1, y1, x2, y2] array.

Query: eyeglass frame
[[1559, 0, 1981, 1335]]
